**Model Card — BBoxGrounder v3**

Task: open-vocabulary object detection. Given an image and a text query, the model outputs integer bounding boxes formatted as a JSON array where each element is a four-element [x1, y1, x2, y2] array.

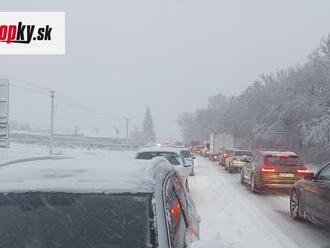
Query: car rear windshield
[[225, 150, 234, 155], [264, 155, 300, 166], [235, 151, 252, 157], [136, 152, 181, 165], [0, 192, 153, 248]]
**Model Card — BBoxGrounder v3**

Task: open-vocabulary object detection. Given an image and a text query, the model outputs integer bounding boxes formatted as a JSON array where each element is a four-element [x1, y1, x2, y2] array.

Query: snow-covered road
[[190, 157, 330, 248]]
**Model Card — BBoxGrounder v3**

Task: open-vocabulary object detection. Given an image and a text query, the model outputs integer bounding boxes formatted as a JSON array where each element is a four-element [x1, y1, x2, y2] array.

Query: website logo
[[0, 12, 65, 55]]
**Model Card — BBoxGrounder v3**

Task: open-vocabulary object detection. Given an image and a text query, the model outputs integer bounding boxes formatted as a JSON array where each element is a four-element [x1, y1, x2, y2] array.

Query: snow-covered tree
[[178, 34, 330, 163], [143, 107, 156, 143]]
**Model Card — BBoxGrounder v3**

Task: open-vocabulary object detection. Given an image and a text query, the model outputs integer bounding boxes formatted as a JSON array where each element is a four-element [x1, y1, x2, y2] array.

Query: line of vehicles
[[196, 144, 330, 232]]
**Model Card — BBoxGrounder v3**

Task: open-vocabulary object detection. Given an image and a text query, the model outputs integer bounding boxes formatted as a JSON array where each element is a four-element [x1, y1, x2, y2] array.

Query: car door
[[170, 173, 199, 242], [316, 164, 330, 227], [245, 153, 259, 183], [302, 164, 329, 223], [164, 172, 189, 248]]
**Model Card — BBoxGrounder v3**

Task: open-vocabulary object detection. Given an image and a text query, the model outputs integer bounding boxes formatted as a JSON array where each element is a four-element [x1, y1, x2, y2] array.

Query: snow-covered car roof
[[259, 150, 297, 156], [137, 146, 181, 155], [0, 156, 173, 194]]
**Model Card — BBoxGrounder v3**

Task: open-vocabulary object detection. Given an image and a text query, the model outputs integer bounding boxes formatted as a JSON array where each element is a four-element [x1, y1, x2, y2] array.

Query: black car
[[241, 150, 308, 193], [290, 163, 330, 230]]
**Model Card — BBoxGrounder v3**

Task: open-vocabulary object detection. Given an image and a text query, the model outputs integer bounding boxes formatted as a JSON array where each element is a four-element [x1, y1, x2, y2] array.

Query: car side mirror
[[190, 240, 224, 248], [304, 173, 316, 180]]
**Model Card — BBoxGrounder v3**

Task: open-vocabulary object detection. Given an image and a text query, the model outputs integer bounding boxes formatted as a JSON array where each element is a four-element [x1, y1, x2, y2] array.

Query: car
[[218, 149, 234, 166], [290, 162, 330, 230], [177, 148, 196, 176], [0, 156, 203, 248], [240, 150, 308, 193], [225, 150, 253, 173], [135, 147, 190, 190]]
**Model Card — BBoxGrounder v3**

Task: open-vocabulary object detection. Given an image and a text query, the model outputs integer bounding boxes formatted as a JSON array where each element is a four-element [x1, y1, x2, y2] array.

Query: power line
[[0, 75, 51, 92], [6, 77, 140, 137], [10, 82, 49, 96]]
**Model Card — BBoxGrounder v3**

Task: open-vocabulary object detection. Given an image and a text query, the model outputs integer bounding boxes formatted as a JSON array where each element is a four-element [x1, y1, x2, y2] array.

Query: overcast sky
[[1, 0, 330, 141]]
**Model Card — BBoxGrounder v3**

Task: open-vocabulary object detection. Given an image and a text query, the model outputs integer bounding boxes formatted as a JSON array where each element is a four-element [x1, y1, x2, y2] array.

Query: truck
[[209, 132, 235, 160]]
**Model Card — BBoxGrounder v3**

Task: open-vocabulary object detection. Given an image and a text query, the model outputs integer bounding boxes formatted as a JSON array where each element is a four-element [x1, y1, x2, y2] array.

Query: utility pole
[[126, 118, 129, 144], [49, 90, 55, 157]]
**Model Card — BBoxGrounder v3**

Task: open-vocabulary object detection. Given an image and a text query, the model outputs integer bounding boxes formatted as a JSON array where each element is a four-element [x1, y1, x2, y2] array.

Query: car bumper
[[262, 183, 294, 189], [258, 174, 304, 187], [231, 164, 245, 168]]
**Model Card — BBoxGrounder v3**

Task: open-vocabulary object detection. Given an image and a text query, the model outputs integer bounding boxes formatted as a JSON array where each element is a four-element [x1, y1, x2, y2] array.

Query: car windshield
[[180, 150, 191, 158], [0, 192, 152, 248], [265, 155, 300, 166]]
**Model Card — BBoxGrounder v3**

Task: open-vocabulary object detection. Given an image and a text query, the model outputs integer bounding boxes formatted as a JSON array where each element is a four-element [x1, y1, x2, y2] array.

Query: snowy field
[[0, 143, 136, 163], [190, 157, 330, 248]]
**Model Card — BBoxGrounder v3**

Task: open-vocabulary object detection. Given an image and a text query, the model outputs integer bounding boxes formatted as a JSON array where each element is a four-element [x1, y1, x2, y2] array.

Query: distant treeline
[[179, 35, 330, 163]]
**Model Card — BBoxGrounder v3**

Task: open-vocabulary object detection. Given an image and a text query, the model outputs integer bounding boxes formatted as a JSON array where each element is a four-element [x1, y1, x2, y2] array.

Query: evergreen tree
[[143, 107, 156, 143]]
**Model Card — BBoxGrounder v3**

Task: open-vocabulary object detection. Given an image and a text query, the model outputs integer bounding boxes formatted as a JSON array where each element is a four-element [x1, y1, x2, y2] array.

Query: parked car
[[240, 150, 308, 193], [225, 150, 253, 173], [218, 149, 234, 166], [290, 163, 330, 230], [0, 156, 204, 248], [177, 148, 196, 176], [135, 147, 190, 190]]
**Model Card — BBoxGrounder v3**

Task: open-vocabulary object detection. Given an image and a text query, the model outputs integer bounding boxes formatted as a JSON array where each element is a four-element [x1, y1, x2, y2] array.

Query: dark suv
[[240, 150, 308, 193]]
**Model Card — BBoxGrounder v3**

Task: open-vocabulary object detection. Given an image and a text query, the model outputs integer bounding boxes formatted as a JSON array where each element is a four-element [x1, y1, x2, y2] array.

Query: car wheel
[[191, 167, 195, 176], [290, 189, 302, 220], [228, 163, 233, 174], [250, 174, 258, 193], [240, 170, 245, 184]]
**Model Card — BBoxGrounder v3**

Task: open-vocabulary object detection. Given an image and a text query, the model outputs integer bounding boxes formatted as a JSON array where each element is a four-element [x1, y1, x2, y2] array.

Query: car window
[[318, 164, 330, 181], [264, 155, 300, 166], [136, 151, 181, 165], [0, 192, 153, 248], [180, 150, 191, 158], [136, 152, 155, 160], [251, 153, 258, 162], [163, 154, 181, 165], [235, 151, 253, 157], [165, 174, 188, 248]]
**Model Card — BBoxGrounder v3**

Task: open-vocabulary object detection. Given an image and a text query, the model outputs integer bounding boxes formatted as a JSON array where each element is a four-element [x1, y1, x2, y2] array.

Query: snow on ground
[[0, 143, 50, 163], [190, 157, 330, 248], [0, 143, 136, 163], [1, 144, 329, 248]]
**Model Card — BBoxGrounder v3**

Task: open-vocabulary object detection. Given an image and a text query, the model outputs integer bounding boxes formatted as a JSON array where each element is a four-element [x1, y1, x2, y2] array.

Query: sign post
[[0, 79, 9, 148]]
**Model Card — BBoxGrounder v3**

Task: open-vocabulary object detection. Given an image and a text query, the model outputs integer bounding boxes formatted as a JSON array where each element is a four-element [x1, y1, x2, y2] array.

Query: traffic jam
[[2, 1, 330, 248], [189, 131, 330, 241]]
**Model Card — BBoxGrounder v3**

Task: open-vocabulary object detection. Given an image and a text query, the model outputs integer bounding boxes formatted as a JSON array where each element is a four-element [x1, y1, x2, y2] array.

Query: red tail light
[[261, 166, 276, 173], [297, 165, 308, 174], [170, 201, 181, 222]]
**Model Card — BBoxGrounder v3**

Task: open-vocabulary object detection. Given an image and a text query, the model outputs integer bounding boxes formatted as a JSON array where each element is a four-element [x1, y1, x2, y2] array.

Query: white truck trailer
[[209, 132, 235, 160]]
